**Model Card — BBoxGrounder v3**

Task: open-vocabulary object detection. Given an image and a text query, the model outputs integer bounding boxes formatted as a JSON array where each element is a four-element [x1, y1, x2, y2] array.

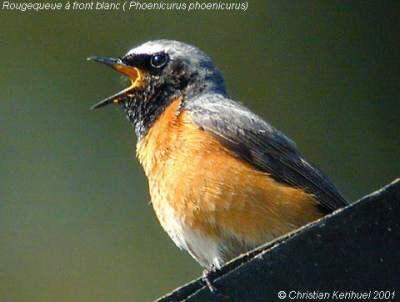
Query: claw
[[202, 269, 218, 293]]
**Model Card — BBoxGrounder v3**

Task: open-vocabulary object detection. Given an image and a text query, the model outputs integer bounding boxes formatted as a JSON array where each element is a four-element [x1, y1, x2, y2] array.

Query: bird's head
[[88, 40, 226, 138]]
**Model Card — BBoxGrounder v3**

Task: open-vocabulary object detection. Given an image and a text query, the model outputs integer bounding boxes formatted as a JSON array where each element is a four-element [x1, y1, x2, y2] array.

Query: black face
[[117, 52, 197, 139], [121, 52, 170, 75], [89, 49, 200, 140]]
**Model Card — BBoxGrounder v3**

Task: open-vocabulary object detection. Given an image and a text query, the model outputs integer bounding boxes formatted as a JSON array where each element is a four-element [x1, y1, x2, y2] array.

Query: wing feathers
[[185, 94, 347, 212]]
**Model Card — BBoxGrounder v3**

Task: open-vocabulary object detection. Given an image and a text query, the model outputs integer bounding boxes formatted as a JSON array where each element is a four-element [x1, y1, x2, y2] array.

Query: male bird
[[88, 40, 347, 277]]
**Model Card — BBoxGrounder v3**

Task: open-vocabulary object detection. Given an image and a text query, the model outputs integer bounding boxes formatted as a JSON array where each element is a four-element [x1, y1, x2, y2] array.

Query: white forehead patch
[[127, 41, 167, 56], [125, 40, 210, 65]]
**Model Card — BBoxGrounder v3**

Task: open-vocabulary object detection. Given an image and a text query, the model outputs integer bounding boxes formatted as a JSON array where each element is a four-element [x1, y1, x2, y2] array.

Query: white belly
[[156, 202, 225, 269]]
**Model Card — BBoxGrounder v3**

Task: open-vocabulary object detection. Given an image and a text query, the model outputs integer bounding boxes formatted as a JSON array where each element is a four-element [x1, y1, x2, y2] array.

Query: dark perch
[[157, 179, 400, 302]]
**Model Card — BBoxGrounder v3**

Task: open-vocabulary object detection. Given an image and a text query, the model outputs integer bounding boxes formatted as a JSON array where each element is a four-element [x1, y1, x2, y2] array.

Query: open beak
[[87, 56, 145, 110]]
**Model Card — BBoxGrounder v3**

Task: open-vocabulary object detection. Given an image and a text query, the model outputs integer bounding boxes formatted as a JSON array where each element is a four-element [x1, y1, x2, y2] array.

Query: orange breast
[[136, 98, 323, 244]]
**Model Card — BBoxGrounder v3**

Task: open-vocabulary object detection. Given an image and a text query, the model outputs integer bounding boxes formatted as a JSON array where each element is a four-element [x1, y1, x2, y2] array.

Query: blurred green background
[[1, 1, 399, 301]]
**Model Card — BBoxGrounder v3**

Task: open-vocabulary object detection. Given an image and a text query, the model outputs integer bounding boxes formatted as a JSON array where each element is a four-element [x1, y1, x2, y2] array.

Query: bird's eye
[[150, 52, 169, 69]]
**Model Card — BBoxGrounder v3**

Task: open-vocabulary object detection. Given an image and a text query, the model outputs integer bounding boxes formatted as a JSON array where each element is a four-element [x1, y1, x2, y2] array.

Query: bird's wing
[[184, 94, 348, 212]]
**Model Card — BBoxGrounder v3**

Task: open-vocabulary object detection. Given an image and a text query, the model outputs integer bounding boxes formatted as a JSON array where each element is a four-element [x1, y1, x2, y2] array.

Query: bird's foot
[[202, 265, 219, 293]]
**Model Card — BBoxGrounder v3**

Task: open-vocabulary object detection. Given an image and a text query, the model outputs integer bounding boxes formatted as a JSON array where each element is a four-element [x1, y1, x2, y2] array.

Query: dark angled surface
[[157, 179, 400, 302]]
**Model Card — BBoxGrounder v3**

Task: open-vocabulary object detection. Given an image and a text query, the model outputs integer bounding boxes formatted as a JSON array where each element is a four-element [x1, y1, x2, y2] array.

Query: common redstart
[[88, 40, 347, 290]]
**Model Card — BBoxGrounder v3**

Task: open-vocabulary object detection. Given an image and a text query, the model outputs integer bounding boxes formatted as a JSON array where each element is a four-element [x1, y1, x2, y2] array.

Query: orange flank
[[136, 98, 324, 248]]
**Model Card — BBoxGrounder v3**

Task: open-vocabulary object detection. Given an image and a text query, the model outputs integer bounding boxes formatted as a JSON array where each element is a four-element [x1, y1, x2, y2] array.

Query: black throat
[[120, 60, 226, 140], [121, 83, 179, 140], [121, 61, 195, 139]]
